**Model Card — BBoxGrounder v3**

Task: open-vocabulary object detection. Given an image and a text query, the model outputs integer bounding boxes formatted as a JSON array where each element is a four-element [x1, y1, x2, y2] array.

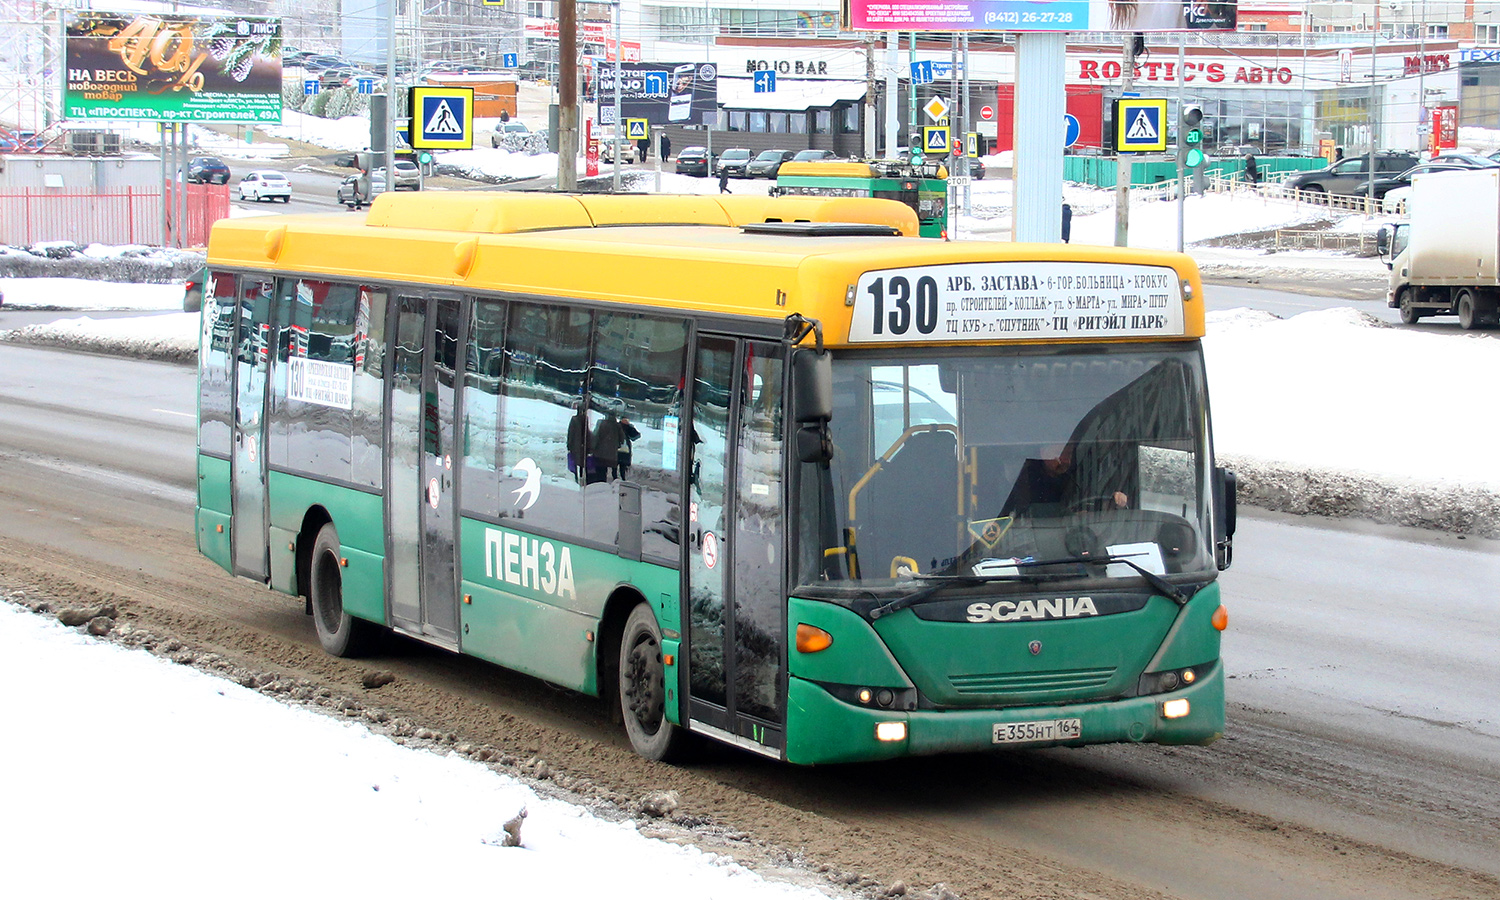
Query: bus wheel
[[1457, 289, 1479, 330], [618, 603, 689, 761], [309, 523, 377, 657], [1397, 289, 1420, 324]]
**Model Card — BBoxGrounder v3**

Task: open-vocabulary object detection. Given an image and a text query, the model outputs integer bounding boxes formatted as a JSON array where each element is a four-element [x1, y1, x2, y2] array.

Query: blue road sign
[[643, 70, 669, 97], [923, 125, 951, 154], [502, 52, 518, 68], [303, 79, 319, 96], [1064, 114, 1080, 148], [356, 78, 375, 95], [410, 86, 474, 150], [754, 69, 776, 93], [910, 60, 934, 85]]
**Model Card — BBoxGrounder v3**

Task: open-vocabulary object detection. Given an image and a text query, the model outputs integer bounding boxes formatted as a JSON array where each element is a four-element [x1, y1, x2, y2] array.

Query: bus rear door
[[684, 335, 787, 758], [387, 294, 463, 648], [230, 277, 275, 581]]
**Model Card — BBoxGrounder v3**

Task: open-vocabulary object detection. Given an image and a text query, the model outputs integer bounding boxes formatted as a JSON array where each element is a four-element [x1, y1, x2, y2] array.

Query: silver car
[[373, 160, 422, 191]]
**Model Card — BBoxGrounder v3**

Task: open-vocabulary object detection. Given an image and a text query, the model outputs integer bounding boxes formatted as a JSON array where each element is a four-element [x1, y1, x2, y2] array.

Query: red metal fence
[[0, 182, 230, 247]]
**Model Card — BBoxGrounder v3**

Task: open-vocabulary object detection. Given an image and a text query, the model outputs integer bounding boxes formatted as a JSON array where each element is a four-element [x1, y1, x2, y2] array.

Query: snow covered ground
[[0, 599, 839, 899]]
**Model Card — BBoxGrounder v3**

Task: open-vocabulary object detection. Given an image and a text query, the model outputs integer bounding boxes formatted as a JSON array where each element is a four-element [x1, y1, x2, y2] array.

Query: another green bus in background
[[773, 160, 950, 238]]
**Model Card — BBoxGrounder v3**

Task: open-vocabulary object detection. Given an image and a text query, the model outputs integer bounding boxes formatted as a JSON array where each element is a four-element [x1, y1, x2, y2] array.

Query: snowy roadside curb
[[0, 324, 196, 364], [1221, 454, 1500, 539]]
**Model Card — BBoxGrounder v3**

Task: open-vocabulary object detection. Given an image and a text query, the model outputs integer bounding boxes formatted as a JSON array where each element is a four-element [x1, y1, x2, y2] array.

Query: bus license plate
[[992, 718, 1082, 744]]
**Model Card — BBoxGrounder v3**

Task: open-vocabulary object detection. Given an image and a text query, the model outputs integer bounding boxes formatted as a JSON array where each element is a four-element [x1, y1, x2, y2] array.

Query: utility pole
[[557, 0, 578, 190], [1114, 34, 1135, 247], [1367, 6, 1378, 212], [864, 35, 877, 159]]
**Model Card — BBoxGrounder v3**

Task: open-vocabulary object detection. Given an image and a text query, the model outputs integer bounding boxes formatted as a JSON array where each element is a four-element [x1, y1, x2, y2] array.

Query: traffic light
[[1181, 104, 1205, 169]]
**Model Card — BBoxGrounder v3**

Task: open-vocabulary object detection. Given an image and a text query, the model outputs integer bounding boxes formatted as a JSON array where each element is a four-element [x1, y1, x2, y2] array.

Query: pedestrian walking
[[1244, 153, 1260, 186], [659, 134, 671, 162], [718, 168, 730, 193]]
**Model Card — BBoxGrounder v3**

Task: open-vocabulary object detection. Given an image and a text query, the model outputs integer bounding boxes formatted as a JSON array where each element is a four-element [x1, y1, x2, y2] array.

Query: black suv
[[1281, 151, 1418, 197], [186, 156, 231, 184]]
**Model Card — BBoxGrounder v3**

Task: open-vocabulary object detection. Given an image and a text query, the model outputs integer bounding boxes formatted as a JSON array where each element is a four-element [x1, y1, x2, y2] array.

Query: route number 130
[[866, 275, 939, 336]]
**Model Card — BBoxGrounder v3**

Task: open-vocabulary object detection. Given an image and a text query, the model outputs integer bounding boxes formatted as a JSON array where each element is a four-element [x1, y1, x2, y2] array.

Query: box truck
[[1378, 167, 1500, 329]]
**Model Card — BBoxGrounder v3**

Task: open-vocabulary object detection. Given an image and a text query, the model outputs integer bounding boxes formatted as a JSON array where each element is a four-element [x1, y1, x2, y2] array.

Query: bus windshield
[[801, 344, 1214, 590]]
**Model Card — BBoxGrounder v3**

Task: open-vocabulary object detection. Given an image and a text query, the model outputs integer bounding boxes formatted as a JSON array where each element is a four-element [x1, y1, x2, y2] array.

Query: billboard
[[64, 12, 283, 123], [842, 1, 1236, 33], [595, 62, 719, 127]]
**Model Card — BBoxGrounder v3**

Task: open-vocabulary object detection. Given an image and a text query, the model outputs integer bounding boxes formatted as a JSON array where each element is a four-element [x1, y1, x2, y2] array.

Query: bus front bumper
[[783, 664, 1224, 766]]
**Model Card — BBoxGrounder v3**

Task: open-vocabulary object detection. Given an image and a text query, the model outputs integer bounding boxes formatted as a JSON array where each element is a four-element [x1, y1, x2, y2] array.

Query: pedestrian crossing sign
[[626, 118, 649, 140], [409, 86, 474, 150], [1113, 98, 1168, 153], [923, 126, 951, 155]]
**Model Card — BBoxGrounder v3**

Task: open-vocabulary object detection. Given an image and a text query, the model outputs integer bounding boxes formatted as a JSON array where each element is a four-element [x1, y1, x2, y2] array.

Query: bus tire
[[1397, 288, 1420, 324], [1457, 289, 1479, 330], [309, 522, 377, 658], [618, 602, 689, 762]]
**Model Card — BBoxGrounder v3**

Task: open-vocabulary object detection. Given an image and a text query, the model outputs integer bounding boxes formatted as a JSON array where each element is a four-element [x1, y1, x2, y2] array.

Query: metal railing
[[1272, 229, 1379, 254], [0, 183, 229, 247]]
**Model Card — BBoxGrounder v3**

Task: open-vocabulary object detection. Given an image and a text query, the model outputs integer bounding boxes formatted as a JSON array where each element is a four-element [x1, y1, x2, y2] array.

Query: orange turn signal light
[[1212, 605, 1229, 632], [795, 623, 833, 653]]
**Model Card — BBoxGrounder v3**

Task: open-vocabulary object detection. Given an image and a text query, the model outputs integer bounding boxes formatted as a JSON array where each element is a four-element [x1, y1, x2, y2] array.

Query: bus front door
[[230, 277, 274, 581], [387, 295, 463, 649], [684, 336, 788, 759]]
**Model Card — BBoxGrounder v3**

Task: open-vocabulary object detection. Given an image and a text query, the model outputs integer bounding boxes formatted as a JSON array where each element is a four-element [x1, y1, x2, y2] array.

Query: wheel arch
[[596, 583, 652, 719], [295, 505, 335, 602]]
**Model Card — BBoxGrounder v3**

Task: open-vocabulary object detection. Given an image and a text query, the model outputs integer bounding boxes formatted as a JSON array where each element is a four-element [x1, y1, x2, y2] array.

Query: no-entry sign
[[980, 105, 994, 120]]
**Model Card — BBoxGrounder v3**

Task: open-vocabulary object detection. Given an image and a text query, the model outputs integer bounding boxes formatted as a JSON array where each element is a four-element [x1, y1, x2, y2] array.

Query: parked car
[[236, 170, 292, 203], [596, 130, 639, 164], [747, 149, 797, 178], [373, 159, 422, 190], [336, 174, 387, 208], [1279, 151, 1418, 197], [715, 148, 753, 177], [791, 149, 839, 162], [1431, 152, 1500, 169], [186, 156, 230, 184], [968, 157, 986, 180], [1359, 161, 1476, 201], [183, 267, 206, 313], [490, 120, 531, 148], [1381, 185, 1412, 215], [674, 146, 712, 176]]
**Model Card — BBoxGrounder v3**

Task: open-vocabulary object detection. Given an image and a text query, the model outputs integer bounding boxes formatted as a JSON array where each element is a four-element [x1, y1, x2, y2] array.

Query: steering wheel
[[1067, 493, 1121, 514]]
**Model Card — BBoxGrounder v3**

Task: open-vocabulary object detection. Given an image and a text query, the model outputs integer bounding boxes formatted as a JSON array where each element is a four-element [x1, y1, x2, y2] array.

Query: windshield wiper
[[867, 569, 1068, 620], [1000, 553, 1194, 605], [867, 553, 1193, 620]]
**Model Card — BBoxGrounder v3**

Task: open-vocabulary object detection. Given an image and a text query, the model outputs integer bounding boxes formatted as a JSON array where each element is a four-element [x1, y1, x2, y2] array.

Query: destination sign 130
[[848, 262, 1185, 342]]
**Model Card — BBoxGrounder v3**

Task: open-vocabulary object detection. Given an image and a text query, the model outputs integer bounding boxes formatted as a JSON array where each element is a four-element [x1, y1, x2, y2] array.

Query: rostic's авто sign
[[63, 11, 283, 123]]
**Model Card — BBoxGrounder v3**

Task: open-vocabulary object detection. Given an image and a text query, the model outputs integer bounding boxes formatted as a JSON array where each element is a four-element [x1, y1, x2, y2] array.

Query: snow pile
[[2, 312, 199, 362], [1205, 308, 1500, 535]]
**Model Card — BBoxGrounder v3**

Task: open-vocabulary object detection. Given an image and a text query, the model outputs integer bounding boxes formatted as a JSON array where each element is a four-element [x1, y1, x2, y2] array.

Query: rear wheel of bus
[[310, 522, 378, 657], [618, 602, 690, 761]]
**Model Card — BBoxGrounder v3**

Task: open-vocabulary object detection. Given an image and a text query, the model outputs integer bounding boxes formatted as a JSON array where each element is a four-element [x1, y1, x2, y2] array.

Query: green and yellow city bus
[[773, 160, 950, 239], [196, 191, 1236, 764]]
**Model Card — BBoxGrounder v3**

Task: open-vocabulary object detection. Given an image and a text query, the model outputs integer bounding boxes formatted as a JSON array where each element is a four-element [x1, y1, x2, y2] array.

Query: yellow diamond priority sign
[[922, 95, 950, 123]]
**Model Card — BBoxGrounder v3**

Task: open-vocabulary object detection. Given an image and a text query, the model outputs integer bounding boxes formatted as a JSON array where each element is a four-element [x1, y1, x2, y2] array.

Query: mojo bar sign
[[849, 262, 1185, 342]]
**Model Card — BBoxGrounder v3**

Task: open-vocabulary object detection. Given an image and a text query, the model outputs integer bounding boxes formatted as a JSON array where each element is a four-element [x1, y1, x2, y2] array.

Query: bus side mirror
[[792, 349, 833, 464], [792, 349, 832, 423], [1214, 466, 1237, 570]]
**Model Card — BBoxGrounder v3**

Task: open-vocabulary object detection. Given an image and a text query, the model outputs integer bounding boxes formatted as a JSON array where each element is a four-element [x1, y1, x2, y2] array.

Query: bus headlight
[[875, 721, 907, 742]]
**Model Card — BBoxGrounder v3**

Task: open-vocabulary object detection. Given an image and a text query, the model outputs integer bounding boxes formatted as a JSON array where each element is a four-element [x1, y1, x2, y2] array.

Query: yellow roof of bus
[[206, 192, 1205, 345]]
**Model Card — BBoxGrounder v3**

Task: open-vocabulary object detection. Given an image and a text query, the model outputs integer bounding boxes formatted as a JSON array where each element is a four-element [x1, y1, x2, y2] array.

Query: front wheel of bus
[[310, 523, 377, 658], [619, 603, 689, 762]]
